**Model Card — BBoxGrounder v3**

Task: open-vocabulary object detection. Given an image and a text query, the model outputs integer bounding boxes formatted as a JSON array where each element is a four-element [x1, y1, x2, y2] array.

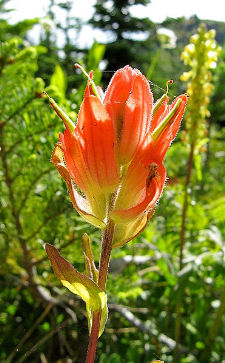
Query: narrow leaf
[[82, 233, 99, 283]]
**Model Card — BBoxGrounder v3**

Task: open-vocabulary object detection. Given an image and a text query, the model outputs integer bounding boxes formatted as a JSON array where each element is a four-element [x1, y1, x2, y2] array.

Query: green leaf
[[45, 244, 107, 336], [7, 305, 16, 315], [87, 41, 105, 84], [46, 243, 106, 311], [193, 137, 208, 181], [194, 153, 202, 181], [157, 257, 177, 286], [50, 64, 67, 98]]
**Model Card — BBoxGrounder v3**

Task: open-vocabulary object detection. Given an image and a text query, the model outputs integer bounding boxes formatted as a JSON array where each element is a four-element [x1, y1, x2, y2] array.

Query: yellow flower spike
[[180, 24, 220, 146]]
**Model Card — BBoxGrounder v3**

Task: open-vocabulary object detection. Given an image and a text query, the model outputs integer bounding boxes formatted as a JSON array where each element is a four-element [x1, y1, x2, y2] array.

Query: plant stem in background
[[179, 144, 194, 270], [85, 220, 115, 363], [174, 143, 194, 362]]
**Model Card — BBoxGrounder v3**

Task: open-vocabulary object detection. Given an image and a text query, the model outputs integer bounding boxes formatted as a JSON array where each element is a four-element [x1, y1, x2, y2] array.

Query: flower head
[[49, 65, 187, 247]]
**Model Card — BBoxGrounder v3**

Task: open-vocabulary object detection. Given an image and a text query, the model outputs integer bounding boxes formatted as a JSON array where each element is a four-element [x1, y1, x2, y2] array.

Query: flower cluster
[[50, 66, 187, 247]]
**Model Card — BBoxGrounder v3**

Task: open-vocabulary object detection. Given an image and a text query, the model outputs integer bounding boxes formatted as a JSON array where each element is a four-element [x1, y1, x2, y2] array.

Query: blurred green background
[[1, 0, 225, 362]]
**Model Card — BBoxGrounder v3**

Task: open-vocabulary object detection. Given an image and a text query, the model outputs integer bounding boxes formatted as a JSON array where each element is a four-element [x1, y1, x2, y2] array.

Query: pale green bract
[[46, 243, 108, 337]]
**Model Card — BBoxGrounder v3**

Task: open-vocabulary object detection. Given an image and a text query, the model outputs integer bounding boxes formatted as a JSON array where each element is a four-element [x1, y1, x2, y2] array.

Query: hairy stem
[[85, 219, 115, 363], [85, 311, 102, 363], [98, 219, 115, 290]]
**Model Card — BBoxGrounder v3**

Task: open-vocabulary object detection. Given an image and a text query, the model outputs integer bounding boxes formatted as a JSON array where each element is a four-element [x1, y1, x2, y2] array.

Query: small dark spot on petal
[[146, 163, 158, 187]]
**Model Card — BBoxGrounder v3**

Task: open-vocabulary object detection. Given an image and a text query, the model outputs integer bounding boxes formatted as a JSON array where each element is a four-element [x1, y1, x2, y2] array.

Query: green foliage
[[50, 64, 67, 99], [0, 38, 92, 360], [87, 41, 105, 85]]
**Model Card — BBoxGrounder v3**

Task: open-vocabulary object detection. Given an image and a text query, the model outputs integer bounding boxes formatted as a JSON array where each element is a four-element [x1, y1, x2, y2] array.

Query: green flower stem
[[85, 219, 115, 363]]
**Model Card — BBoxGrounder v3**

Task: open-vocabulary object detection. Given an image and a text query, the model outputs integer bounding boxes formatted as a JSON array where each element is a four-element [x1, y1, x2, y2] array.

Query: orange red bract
[[50, 65, 187, 247]]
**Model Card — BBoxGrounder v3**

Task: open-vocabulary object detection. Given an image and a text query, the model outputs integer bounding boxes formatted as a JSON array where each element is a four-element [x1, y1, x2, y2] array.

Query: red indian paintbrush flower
[[49, 65, 187, 247]]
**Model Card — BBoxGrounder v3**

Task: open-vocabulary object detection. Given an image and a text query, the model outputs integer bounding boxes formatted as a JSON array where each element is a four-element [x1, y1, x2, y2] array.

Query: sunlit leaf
[[50, 64, 67, 98], [46, 243, 108, 336]]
